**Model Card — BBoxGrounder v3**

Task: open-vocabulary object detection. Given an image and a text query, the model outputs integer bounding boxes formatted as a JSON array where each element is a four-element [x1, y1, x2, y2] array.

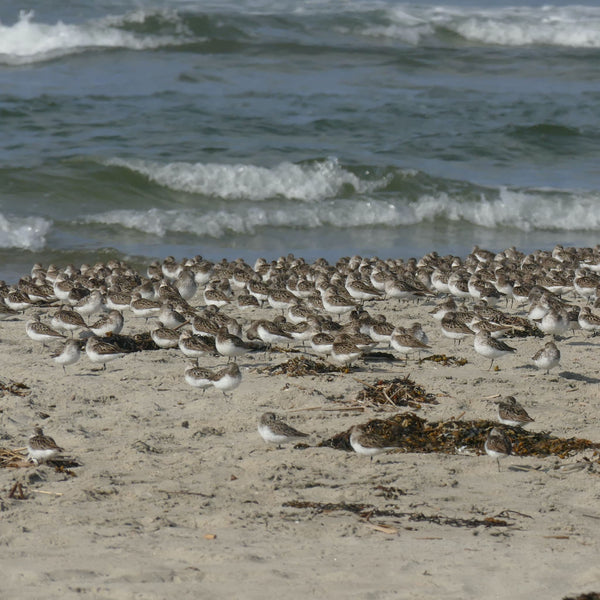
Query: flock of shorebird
[[6, 242, 600, 468]]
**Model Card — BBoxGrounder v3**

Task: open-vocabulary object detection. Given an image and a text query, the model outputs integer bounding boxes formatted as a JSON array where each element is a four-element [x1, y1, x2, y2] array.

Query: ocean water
[[2, 0, 600, 282]]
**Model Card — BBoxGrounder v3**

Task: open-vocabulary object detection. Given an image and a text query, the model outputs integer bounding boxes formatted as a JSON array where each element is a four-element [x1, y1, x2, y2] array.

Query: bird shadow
[[559, 371, 600, 384]]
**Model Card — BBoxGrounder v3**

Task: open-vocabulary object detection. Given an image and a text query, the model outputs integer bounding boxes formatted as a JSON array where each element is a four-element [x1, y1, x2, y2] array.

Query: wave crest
[[0, 9, 190, 65], [81, 186, 600, 238], [0, 213, 51, 250], [105, 158, 390, 202], [368, 5, 600, 48]]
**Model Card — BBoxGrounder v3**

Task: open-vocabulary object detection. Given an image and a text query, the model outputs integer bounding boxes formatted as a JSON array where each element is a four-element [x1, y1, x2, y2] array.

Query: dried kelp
[[419, 354, 468, 366], [319, 413, 425, 451], [319, 413, 600, 458], [0, 379, 30, 397], [563, 594, 600, 600], [106, 332, 159, 352], [0, 448, 26, 468], [260, 356, 346, 376], [502, 320, 544, 339], [355, 377, 438, 408], [283, 500, 512, 528]]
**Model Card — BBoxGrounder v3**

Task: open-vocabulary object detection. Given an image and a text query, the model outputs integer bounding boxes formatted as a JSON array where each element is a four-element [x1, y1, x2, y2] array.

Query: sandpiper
[[309, 332, 335, 356], [440, 312, 473, 345], [578, 306, 600, 335], [27, 426, 64, 465], [211, 362, 242, 397], [73, 289, 104, 319], [178, 330, 214, 363], [496, 396, 534, 428], [368, 320, 395, 345], [26, 314, 65, 346], [51, 339, 82, 373], [150, 324, 181, 349], [184, 364, 214, 393], [89, 310, 124, 337], [203, 286, 231, 308], [330, 335, 363, 368], [85, 336, 128, 369], [473, 330, 516, 370], [0, 303, 19, 320], [215, 326, 254, 362], [51, 307, 89, 336], [258, 412, 309, 447], [130, 293, 162, 321], [345, 278, 383, 303], [390, 328, 431, 363], [484, 427, 512, 471], [256, 319, 293, 350], [158, 303, 188, 329], [349, 424, 398, 460], [321, 290, 357, 319], [531, 341, 560, 374]]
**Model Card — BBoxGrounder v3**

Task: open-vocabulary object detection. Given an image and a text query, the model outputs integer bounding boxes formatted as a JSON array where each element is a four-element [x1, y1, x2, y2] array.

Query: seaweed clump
[[319, 413, 600, 458], [282, 500, 513, 529], [419, 354, 468, 366], [355, 376, 438, 409], [261, 356, 345, 376], [0, 379, 30, 397]]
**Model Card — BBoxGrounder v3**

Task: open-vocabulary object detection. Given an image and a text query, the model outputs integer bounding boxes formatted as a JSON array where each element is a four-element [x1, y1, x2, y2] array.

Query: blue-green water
[[2, 1, 600, 281]]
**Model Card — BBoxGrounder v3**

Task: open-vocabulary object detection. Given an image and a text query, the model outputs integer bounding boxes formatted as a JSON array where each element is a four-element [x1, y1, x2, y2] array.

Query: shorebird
[[85, 336, 128, 370], [473, 330, 516, 370], [484, 427, 512, 471], [26, 314, 65, 347], [184, 364, 214, 394], [258, 412, 309, 447], [531, 341, 560, 374], [349, 424, 399, 460], [27, 426, 64, 465], [89, 310, 124, 337], [211, 363, 242, 397], [51, 339, 82, 373], [215, 326, 254, 363], [496, 396, 534, 428]]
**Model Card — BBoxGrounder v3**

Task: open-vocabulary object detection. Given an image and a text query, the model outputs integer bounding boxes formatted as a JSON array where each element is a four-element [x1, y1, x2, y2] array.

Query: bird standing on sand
[[258, 412, 309, 447]]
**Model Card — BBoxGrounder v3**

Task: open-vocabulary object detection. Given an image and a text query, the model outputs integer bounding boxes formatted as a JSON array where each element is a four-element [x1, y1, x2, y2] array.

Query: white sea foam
[[0, 213, 51, 250], [0, 10, 189, 65], [369, 5, 600, 48], [105, 158, 390, 202], [81, 186, 600, 238]]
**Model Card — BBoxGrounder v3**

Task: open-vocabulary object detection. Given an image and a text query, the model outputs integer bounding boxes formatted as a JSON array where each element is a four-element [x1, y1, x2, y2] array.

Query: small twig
[[496, 509, 533, 520], [31, 490, 63, 496], [363, 522, 398, 535], [287, 405, 364, 413], [352, 377, 378, 389], [382, 388, 393, 405], [157, 489, 213, 498], [8, 482, 26, 499]]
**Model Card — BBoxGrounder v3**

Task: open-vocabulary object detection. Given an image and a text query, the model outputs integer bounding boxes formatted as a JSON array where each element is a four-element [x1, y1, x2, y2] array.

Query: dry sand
[[1, 277, 599, 600]]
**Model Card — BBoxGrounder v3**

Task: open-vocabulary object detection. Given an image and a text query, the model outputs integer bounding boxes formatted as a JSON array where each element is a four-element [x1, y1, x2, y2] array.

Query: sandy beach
[[1, 253, 600, 600]]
